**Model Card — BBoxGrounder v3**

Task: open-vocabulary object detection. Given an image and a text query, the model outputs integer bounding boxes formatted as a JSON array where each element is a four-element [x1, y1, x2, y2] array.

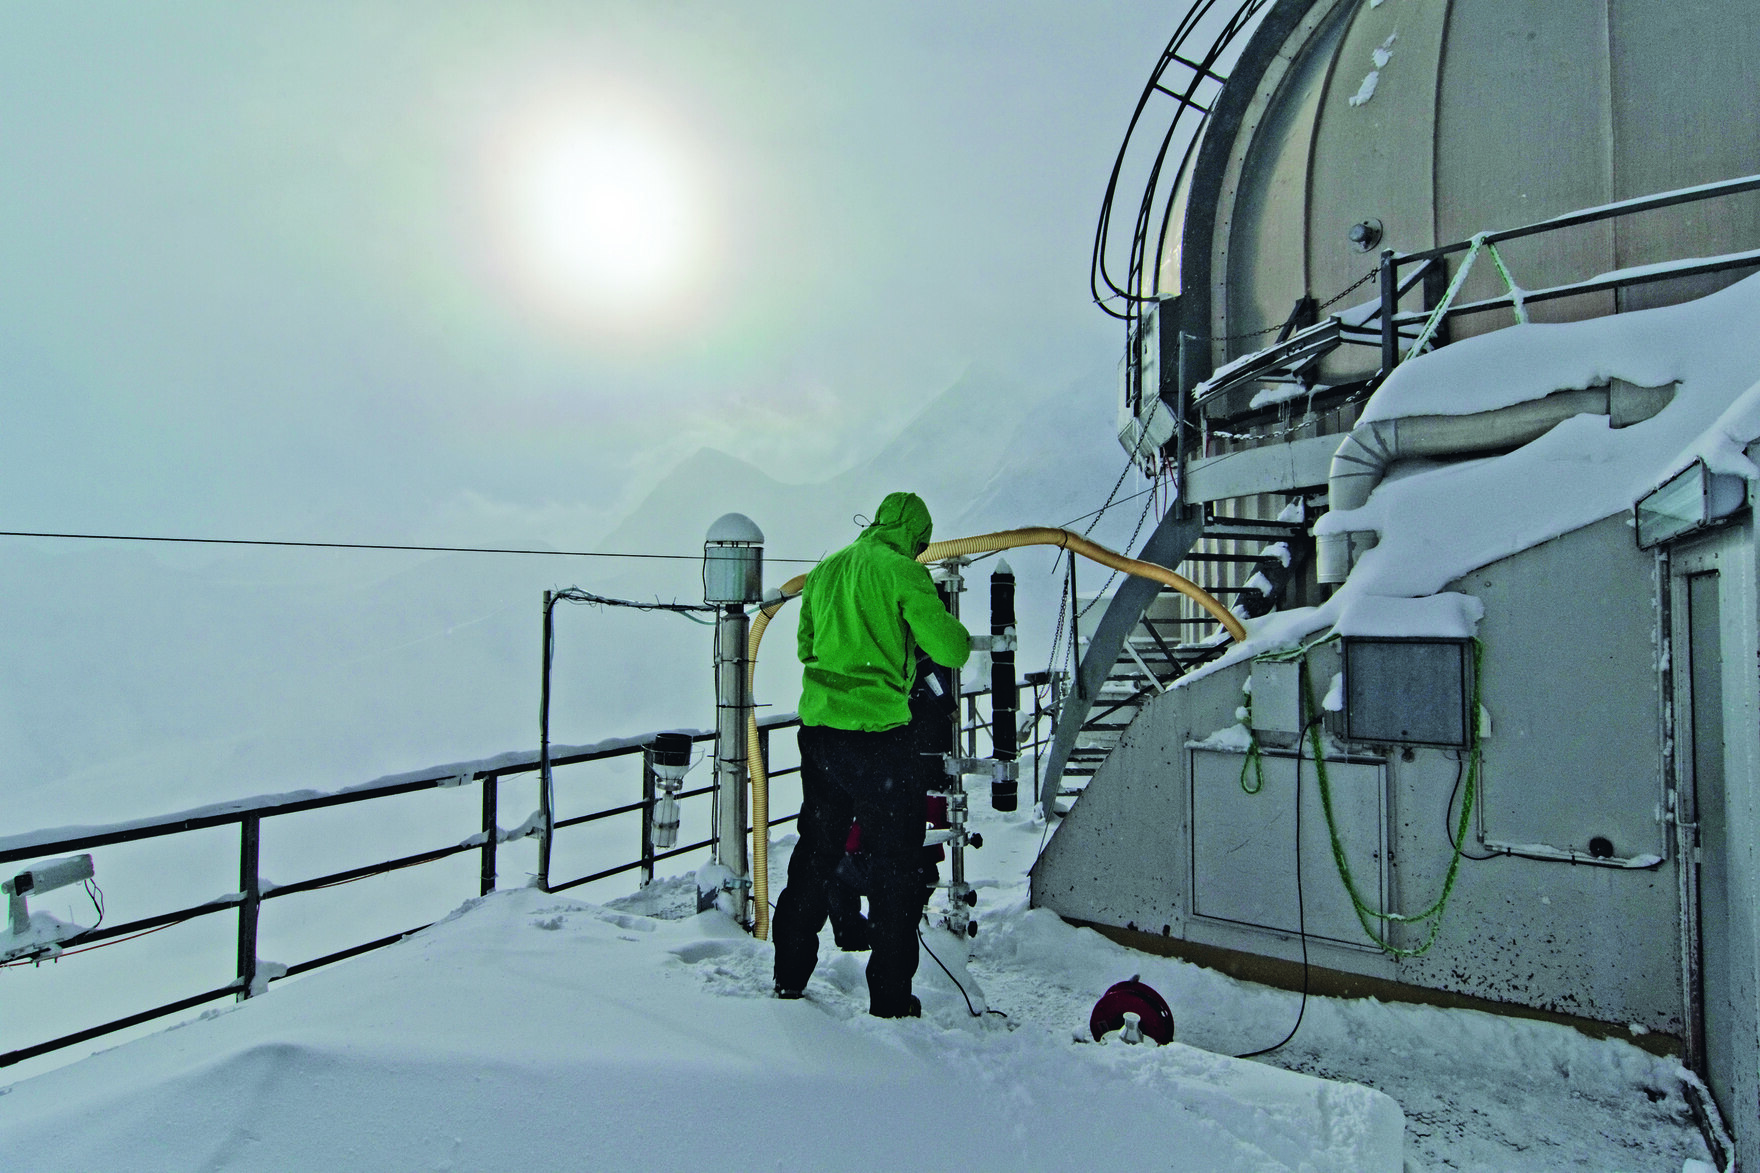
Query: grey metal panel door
[[1687, 570, 1736, 1120], [1190, 747, 1387, 949]]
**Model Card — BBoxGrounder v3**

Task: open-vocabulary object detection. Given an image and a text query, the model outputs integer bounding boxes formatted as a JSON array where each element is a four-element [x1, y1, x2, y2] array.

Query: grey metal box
[[1249, 658, 1302, 735], [1343, 638, 1472, 747]]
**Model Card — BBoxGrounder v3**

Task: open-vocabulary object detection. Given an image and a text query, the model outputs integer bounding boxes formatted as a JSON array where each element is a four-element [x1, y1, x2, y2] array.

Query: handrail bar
[[46, 894, 246, 950], [1398, 172, 1760, 266], [262, 839, 484, 901], [2, 983, 247, 1068], [1391, 246, 1760, 324], [0, 710, 813, 864]]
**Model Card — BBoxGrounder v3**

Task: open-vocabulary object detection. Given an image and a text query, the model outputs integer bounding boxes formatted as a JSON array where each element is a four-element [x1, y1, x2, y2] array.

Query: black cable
[[37, 878, 110, 954], [0, 529, 821, 564], [1235, 710, 1320, 1059], [1061, 485, 1155, 530], [1, 918, 173, 968], [1049, 449, 1147, 586], [1445, 750, 1498, 861], [84, 878, 105, 929], [550, 587, 717, 621], [917, 919, 982, 1018], [1076, 486, 1161, 619]]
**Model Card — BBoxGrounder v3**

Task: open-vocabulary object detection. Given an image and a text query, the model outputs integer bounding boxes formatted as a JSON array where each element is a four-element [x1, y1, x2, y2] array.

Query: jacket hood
[[859, 491, 933, 556]]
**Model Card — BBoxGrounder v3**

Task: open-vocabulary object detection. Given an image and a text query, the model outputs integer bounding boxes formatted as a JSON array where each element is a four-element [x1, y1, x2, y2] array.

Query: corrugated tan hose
[[745, 526, 1244, 939]]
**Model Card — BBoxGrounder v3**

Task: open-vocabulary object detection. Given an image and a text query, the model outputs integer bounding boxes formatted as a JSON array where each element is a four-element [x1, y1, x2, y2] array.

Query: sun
[[489, 99, 707, 328]]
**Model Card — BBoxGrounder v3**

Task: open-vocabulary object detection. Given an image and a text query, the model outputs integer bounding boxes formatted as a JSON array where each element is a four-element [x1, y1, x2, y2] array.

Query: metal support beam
[[1037, 507, 1207, 816]]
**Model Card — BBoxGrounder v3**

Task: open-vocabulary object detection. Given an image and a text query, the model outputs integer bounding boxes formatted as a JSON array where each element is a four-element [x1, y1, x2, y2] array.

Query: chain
[[1076, 485, 1160, 619], [1176, 266, 1381, 344], [1206, 385, 1374, 443], [1317, 265, 1381, 312]]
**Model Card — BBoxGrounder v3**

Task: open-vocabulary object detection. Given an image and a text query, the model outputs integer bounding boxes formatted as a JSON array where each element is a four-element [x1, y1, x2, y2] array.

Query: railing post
[[539, 591, 555, 892], [480, 773, 498, 897], [1032, 674, 1047, 805], [640, 752, 656, 888], [237, 814, 261, 1001], [1379, 247, 1399, 375], [937, 565, 972, 938], [1422, 257, 1450, 351]]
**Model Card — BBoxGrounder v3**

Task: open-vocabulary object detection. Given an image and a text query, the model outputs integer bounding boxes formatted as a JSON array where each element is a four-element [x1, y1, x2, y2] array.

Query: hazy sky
[[0, 3, 1173, 554]]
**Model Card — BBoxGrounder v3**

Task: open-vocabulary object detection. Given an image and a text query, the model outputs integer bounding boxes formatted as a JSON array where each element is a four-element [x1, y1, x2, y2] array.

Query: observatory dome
[[1166, 0, 1760, 384]]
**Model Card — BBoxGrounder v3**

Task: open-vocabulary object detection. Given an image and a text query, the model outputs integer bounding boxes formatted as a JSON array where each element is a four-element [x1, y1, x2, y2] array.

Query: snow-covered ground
[[0, 800, 1714, 1172]]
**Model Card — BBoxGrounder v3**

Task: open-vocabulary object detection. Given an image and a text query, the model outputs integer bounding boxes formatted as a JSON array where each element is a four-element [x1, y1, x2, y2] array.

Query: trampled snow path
[[0, 804, 1714, 1172]]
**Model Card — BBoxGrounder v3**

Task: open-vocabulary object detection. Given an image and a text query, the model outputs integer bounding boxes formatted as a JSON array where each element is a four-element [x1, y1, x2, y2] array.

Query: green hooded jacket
[[797, 491, 971, 731]]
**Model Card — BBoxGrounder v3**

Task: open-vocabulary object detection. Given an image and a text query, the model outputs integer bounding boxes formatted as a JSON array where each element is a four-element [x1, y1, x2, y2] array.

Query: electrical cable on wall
[[1445, 750, 1498, 862], [1234, 707, 1320, 1060]]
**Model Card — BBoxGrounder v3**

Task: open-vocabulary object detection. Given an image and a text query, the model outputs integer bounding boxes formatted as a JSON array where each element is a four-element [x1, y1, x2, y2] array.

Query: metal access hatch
[[1189, 747, 1387, 950]]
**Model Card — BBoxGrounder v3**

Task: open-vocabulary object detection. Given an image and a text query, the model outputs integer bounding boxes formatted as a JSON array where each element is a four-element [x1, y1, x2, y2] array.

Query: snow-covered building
[[1033, 1, 1760, 1165]]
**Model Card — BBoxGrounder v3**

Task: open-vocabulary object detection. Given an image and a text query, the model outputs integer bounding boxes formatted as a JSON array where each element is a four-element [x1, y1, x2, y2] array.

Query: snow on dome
[[1187, 270, 1760, 680]]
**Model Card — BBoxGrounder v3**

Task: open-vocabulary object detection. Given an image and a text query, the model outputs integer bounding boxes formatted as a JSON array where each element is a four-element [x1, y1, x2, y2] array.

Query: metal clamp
[[968, 630, 1019, 654], [941, 755, 1018, 781]]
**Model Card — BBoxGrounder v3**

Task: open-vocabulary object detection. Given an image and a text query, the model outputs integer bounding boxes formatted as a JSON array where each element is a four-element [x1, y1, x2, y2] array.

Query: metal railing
[[0, 715, 805, 1068], [1372, 172, 1760, 377], [0, 689, 1033, 1069], [1183, 171, 1760, 438]]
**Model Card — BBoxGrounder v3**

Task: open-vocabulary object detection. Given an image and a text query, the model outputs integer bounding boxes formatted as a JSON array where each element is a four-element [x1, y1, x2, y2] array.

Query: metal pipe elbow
[[1318, 385, 1644, 584]]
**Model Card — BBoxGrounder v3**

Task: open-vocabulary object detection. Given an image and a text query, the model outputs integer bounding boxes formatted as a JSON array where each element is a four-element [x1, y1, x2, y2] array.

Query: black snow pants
[[771, 723, 928, 1017]]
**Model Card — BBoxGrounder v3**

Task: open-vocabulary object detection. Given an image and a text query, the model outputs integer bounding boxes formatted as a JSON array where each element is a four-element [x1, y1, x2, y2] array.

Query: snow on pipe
[[743, 527, 1243, 940], [1317, 381, 1677, 583]]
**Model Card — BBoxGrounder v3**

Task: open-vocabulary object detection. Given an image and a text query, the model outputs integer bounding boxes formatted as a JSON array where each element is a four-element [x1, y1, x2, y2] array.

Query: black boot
[[871, 994, 920, 1019]]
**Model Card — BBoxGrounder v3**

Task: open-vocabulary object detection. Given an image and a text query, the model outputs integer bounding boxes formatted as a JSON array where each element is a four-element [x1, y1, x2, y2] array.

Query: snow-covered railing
[[0, 713, 810, 1069], [1186, 172, 1760, 440], [1372, 171, 1760, 375], [1, 688, 1024, 1070]]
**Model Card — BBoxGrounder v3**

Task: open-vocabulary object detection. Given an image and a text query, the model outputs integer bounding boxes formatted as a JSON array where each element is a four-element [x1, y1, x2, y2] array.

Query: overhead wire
[[0, 529, 821, 564]]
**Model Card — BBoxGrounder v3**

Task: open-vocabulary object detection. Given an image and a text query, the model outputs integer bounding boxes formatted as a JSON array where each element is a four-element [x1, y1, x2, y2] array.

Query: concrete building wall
[[1033, 514, 1685, 1032]]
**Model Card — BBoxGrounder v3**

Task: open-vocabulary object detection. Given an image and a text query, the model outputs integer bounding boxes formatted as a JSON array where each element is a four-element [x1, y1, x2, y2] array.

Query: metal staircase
[[1037, 507, 1309, 813]]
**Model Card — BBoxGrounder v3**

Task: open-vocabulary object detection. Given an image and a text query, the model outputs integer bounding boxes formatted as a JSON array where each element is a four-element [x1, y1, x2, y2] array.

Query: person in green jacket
[[772, 491, 970, 1017]]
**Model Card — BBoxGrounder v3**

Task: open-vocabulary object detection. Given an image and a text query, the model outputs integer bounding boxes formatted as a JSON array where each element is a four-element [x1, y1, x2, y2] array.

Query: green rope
[[1406, 235, 1483, 359], [1304, 640, 1484, 958], [1403, 234, 1530, 360], [1237, 682, 1266, 794], [1240, 733, 1265, 794], [1484, 241, 1530, 325]]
